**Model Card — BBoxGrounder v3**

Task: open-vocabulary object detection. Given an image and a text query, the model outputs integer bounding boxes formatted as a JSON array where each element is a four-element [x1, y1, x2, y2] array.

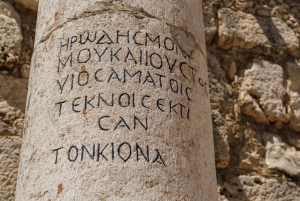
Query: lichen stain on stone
[[113, 5, 119, 10], [54, 12, 59, 21], [82, 108, 88, 122], [57, 183, 63, 196]]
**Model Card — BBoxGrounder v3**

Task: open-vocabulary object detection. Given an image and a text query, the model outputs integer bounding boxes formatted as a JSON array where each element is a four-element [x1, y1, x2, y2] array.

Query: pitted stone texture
[[263, 132, 300, 176], [238, 127, 266, 171], [218, 8, 265, 50], [227, 61, 236, 81], [16, 1, 217, 200], [34, 0, 206, 57], [207, 51, 232, 113], [220, 175, 300, 201], [287, 62, 300, 132], [287, 131, 300, 149], [0, 100, 24, 137], [203, 9, 217, 44], [218, 186, 229, 201], [218, 8, 299, 56], [14, 0, 39, 11], [0, 2, 23, 69], [0, 1, 21, 25], [0, 75, 28, 111], [212, 110, 230, 169], [0, 84, 25, 201], [0, 136, 21, 201], [17, 6, 37, 78], [0, 120, 14, 135], [239, 60, 289, 127]]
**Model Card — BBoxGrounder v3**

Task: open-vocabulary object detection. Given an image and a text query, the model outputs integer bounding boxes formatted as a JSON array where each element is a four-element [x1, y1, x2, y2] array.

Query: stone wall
[[203, 0, 300, 200], [0, 0, 299, 200], [0, 1, 35, 200]]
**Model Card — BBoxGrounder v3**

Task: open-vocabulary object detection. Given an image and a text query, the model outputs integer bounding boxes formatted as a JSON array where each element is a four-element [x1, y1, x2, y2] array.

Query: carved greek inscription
[[53, 143, 166, 166], [52, 30, 209, 166]]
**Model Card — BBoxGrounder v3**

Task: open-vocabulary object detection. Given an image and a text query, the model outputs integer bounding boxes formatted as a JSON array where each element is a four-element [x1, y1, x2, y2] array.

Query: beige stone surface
[[0, 1, 21, 25], [0, 74, 28, 111], [16, 0, 217, 200], [0, 100, 24, 136], [237, 127, 265, 172], [263, 132, 300, 176], [0, 0, 298, 200], [226, 61, 236, 81], [212, 110, 230, 169], [17, 6, 37, 78], [239, 60, 289, 127], [14, 0, 39, 11], [34, 0, 206, 55], [0, 136, 22, 201], [287, 61, 300, 132], [218, 186, 229, 201], [203, 9, 217, 44], [218, 8, 299, 56], [218, 8, 267, 50], [0, 100, 24, 201], [207, 51, 232, 112], [287, 131, 300, 149], [219, 175, 300, 201], [0, 1, 22, 69]]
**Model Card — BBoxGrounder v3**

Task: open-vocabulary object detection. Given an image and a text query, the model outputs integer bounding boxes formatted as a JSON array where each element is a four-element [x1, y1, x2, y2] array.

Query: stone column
[[16, 0, 217, 200]]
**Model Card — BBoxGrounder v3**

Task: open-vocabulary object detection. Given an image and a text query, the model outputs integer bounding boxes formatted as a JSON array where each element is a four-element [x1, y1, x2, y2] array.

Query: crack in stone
[[37, 1, 159, 47], [168, 23, 207, 60], [36, 1, 207, 61], [248, 92, 270, 124]]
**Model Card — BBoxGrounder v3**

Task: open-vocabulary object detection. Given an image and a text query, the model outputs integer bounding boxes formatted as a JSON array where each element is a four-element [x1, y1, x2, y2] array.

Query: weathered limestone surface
[[1, 0, 300, 200], [16, 0, 217, 200], [203, 9, 217, 44], [0, 75, 28, 111], [0, 99, 24, 201], [0, 100, 24, 136], [207, 51, 232, 113], [237, 127, 265, 172], [0, 136, 22, 201], [218, 8, 299, 56], [287, 131, 300, 149], [203, 1, 300, 200], [0, 1, 22, 69], [220, 175, 300, 201], [212, 110, 230, 169], [263, 133, 300, 176], [34, 0, 206, 55], [13, 0, 38, 10], [218, 8, 267, 50], [239, 60, 289, 127], [287, 62, 300, 132]]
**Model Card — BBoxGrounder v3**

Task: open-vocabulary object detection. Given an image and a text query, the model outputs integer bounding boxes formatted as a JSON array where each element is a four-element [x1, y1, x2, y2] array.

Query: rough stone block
[[239, 60, 289, 127], [218, 8, 299, 56], [287, 62, 300, 132], [0, 2, 22, 69], [263, 132, 300, 176]]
